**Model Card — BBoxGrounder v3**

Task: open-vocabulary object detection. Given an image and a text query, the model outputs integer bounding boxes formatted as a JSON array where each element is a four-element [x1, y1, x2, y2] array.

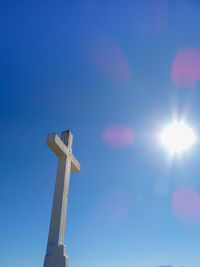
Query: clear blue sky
[[1, 1, 200, 267]]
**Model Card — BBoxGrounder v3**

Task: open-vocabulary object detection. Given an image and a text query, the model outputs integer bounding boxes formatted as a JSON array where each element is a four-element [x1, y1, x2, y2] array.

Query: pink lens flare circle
[[171, 48, 200, 87], [102, 124, 134, 149], [86, 36, 131, 84], [92, 188, 131, 231], [172, 187, 200, 226], [100, 189, 131, 224]]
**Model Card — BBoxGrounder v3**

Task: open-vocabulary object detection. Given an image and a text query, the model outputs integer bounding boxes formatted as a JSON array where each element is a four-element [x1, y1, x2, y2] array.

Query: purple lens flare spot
[[86, 36, 131, 84], [171, 48, 200, 87], [172, 187, 200, 226], [102, 124, 134, 149]]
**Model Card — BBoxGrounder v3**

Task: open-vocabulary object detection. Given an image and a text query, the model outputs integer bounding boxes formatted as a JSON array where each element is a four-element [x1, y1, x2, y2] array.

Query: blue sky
[[1, 0, 200, 266]]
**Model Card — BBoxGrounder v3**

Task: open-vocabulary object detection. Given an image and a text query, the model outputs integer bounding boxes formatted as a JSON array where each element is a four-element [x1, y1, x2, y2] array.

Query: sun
[[161, 121, 197, 154]]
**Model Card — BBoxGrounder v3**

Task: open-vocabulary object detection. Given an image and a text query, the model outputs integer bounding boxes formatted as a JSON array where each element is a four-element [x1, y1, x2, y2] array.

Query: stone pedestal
[[43, 244, 68, 267]]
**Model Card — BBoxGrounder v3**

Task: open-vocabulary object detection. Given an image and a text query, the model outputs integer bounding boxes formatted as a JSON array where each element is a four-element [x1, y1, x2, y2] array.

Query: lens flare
[[86, 36, 131, 84], [102, 124, 134, 149], [171, 48, 200, 87], [172, 187, 200, 226], [92, 189, 131, 232], [161, 121, 197, 154]]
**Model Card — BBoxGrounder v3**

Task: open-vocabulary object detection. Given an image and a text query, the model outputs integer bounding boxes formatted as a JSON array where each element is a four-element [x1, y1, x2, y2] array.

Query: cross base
[[43, 244, 68, 267]]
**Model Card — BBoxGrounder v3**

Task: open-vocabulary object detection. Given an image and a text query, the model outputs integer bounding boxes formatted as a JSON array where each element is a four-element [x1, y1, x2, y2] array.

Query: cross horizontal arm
[[70, 154, 81, 173], [46, 133, 81, 173]]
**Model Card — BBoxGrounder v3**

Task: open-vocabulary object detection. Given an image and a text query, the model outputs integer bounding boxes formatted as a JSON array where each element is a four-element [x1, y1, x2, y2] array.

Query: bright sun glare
[[161, 121, 197, 154]]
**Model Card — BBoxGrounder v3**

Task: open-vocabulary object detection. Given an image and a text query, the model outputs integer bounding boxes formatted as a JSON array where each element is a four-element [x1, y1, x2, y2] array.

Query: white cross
[[43, 130, 80, 267]]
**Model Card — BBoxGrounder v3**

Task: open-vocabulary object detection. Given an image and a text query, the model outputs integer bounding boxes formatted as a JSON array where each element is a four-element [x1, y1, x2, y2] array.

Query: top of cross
[[61, 130, 73, 153], [46, 130, 80, 173]]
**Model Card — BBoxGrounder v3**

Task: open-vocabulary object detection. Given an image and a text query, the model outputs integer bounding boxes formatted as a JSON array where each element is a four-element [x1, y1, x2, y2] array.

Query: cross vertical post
[[43, 130, 80, 267]]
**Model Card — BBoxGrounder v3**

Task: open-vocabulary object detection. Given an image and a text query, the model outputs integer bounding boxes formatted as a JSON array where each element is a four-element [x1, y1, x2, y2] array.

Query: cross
[[43, 130, 80, 267]]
